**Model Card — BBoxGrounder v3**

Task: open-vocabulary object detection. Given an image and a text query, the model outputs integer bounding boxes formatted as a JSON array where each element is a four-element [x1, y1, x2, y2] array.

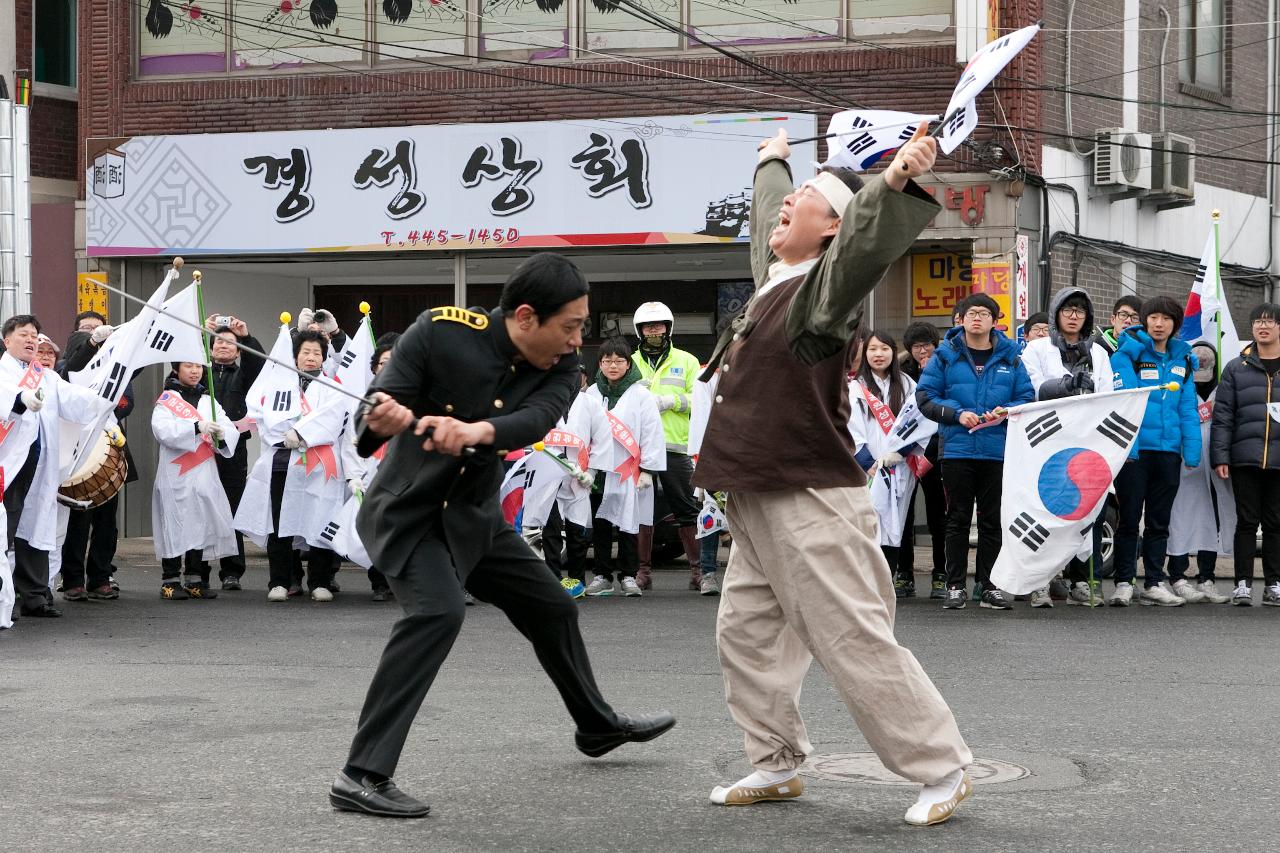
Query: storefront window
[[374, 0, 469, 62], [689, 0, 841, 46], [584, 0, 680, 53], [478, 0, 569, 60], [139, 0, 229, 75], [849, 0, 952, 37], [231, 0, 367, 70]]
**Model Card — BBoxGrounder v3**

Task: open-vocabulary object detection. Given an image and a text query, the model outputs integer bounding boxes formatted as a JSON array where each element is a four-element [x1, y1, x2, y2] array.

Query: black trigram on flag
[[1097, 411, 1138, 449], [272, 390, 293, 412], [98, 362, 127, 401], [338, 349, 357, 370], [946, 106, 968, 135], [150, 329, 175, 352], [320, 521, 340, 543], [1025, 412, 1062, 448], [1010, 512, 1050, 552], [893, 416, 920, 443]]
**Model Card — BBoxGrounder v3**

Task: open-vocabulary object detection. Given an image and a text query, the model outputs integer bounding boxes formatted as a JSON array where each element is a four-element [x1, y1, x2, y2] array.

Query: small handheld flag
[[938, 22, 1042, 155]]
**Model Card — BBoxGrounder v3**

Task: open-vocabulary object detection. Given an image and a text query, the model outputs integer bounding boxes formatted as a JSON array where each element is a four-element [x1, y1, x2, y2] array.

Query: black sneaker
[[371, 589, 388, 602], [930, 578, 946, 600], [894, 577, 916, 599], [160, 582, 190, 600], [1049, 577, 1072, 600], [943, 588, 966, 609], [185, 582, 218, 600], [980, 588, 1013, 610], [221, 577, 242, 591]]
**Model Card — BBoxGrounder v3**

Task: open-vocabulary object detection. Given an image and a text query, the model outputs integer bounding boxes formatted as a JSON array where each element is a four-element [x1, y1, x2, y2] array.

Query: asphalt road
[[3, 542, 1278, 853]]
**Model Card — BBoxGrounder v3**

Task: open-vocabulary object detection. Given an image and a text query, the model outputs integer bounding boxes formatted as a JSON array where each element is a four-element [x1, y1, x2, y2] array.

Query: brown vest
[[693, 275, 863, 493]]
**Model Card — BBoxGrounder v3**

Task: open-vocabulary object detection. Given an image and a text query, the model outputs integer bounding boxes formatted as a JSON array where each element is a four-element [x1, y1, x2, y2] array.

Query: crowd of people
[[1, 278, 1278, 627]]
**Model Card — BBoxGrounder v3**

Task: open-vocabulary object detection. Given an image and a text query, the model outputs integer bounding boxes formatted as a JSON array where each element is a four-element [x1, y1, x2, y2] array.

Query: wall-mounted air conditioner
[[1149, 132, 1196, 199], [1093, 128, 1153, 192]]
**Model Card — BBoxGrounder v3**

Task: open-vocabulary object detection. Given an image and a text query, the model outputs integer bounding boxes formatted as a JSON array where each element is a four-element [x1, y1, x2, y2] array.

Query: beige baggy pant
[[716, 486, 972, 784]]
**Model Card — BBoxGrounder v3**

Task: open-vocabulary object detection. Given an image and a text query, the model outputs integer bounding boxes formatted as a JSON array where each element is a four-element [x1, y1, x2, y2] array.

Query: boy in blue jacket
[[916, 293, 1035, 610], [1108, 295, 1202, 607]]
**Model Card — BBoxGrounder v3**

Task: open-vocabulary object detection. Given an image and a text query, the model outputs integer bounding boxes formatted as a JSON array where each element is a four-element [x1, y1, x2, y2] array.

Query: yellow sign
[[911, 253, 972, 317], [77, 272, 109, 320], [971, 258, 1013, 334]]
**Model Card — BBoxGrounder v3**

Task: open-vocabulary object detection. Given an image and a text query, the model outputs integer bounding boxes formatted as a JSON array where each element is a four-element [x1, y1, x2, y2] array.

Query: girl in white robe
[[581, 338, 665, 597], [151, 363, 239, 599], [235, 331, 346, 602], [848, 331, 931, 597]]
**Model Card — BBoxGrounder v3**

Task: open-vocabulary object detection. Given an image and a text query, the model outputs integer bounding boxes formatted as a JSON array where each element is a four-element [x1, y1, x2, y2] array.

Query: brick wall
[[78, 1, 1048, 195], [1040, 0, 1272, 197]]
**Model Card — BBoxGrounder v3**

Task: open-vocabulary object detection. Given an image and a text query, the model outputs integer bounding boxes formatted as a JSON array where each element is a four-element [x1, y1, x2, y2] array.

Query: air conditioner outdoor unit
[[1093, 128, 1153, 192], [1149, 132, 1196, 198]]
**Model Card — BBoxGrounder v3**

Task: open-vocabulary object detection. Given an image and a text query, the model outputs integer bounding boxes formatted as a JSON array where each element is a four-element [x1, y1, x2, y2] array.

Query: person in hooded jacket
[[1210, 302, 1280, 606], [916, 293, 1035, 611], [1109, 295, 1202, 607], [1022, 287, 1115, 607]]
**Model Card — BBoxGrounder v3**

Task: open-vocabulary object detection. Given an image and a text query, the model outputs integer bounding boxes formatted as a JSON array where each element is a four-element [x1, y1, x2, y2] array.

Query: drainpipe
[[12, 93, 29, 314], [0, 83, 17, 320], [1267, 0, 1279, 299], [1157, 6, 1172, 131]]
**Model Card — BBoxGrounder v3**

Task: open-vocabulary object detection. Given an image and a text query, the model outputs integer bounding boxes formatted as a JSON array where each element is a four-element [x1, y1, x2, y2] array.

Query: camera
[[215, 315, 232, 328]]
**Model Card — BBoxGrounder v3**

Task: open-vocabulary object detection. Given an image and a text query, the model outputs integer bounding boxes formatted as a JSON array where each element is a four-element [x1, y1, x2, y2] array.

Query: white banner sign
[[86, 113, 816, 256]]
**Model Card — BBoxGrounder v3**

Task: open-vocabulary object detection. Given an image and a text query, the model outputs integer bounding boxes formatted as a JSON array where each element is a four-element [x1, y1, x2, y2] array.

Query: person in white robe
[[1166, 342, 1234, 603], [552, 369, 613, 589], [0, 315, 113, 619], [235, 330, 346, 602], [581, 338, 665, 597], [152, 363, 240, 600], [848, 331, 930, 597]]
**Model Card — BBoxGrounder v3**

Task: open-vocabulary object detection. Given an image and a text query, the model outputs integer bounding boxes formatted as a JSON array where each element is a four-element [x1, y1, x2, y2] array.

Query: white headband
[[803, 172, 855, 217]]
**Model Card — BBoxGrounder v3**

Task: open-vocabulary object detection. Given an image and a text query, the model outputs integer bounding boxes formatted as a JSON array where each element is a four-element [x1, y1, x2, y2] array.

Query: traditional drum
[[59, 431, 129, 508]]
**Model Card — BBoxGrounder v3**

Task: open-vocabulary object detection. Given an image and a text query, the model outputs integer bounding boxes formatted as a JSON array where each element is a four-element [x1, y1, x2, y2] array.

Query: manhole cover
[[801, 753, 1031, 787]]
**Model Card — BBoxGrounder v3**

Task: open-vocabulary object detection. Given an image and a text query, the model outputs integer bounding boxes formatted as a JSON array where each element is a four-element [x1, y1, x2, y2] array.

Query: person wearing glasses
[[916, 293, 1035, 611], [1021, 288, 1116, 607], [1020, 312, 1050, 348], [1092, 296, 1143, 357], [1210, 303, 1280, 606]]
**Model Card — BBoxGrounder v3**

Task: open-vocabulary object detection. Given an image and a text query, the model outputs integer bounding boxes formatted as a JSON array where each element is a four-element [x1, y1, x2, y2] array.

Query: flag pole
[[1212, 209, 1224, 381], [360, 301, 376, 346], [191, 268, 223, 446]]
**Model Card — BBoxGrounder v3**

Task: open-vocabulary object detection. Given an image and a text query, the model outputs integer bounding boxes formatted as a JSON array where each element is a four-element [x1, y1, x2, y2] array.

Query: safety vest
[[632, 346, 701, 455]]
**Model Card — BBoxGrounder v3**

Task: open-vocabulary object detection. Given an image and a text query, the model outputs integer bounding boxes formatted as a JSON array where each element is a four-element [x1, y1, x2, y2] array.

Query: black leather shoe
[[575, 712, 676, 758], [22, 603, 63, 618], [329, 771, 430, 818]]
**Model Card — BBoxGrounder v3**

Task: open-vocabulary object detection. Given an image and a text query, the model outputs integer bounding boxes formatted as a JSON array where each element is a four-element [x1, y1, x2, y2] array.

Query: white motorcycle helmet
[[633, 302, 675, 339]]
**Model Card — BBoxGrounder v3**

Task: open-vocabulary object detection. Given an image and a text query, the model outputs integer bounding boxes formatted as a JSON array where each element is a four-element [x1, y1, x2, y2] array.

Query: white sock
[[915, 768, 964, 806], [733, 768, 797, 788]]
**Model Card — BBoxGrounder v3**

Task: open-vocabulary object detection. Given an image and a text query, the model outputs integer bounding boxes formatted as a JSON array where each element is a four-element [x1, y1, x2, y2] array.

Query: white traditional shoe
[[709, 771, 804, 806], [905, 769, 972, 826], [267, 586, 288, 602], [311, 587, 334, 602]]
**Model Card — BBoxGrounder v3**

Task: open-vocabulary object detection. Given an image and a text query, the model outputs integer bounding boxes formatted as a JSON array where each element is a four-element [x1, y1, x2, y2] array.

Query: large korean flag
[[500, 451, 568, 530], [938, 23, 1041, 155], [990, 388, 1155, 594], [317, 495, 372, 569], [246, 323, 302, 431]]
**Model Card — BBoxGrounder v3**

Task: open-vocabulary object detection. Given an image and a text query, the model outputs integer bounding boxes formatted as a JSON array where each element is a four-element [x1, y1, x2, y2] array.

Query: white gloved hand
[[282, 429, 306, 450], [313, 309, 340, 335], [197, 420, 225, 439], [347, 477, 365, 494], [90, 324, 114, 344], [637, 472, 654, 490], [573, 467, 594, 489], [297, 308, 315, 331], [20, 388, 44, 412], [878, 451, 904, 469], [655, 395, 676, 413]]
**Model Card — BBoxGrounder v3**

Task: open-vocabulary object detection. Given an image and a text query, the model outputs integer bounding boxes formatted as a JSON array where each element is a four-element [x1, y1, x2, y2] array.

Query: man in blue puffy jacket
[[1109, 295, 1202, 607], [916, 293, 1035, 611]]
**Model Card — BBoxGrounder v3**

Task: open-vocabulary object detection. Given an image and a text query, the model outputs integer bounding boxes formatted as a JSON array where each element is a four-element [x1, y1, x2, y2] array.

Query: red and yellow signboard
[[971, 257, 1013, 333], [911, 253, 972, 317]]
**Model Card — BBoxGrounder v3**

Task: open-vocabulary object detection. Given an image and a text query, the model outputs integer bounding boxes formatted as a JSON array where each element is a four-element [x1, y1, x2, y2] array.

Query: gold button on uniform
[[732, 333, 741, 341], [458, 466, 466, 475], [722, 364, 731, 373], [715, 395, 724, 403], [442, 501, 448, 508], [494, 399, 504, 409], [444, 404, 454, 413]]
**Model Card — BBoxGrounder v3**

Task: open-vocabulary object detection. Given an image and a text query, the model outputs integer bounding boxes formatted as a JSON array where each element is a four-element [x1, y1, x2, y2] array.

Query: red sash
[[605, 411, 642, 484], [542, 428, 590, 472], [0, 361, 43, 447], [1197, 400, 1213, 424], [858, 381, 896, 436], [158, 390, 216, 475], [294, 389, 339, 481]]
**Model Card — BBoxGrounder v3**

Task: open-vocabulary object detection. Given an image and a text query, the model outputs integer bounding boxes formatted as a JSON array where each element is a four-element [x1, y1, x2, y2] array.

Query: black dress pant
[[162, 549, 208, 581], [656, 451, 699, 526], [266, 451, 338, 591], [942, 458, 1003, 591], [917, 463, 947, 579], [1230, 465, 1280, 586], [216, 449, 249, 582], [61, 493, 119, 591], [345, 528, 618, 778], [563, 521, 591, 582], [1113, 451, 1182, 588], [4, 447, 52, 613]]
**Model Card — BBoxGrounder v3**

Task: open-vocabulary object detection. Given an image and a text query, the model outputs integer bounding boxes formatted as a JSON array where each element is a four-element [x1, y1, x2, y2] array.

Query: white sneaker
[[1139, 582, 1185, 607], [1171, 579, 1207, 603], [1109, 581, 1134, 607], [585, 575, 615, 597], [1232, 581, 1253, 606], [700, 574, 721, 596], [311, 587, 334, 602], [620, 576, 643, 597], [904, 769, 972, 826], [1030, 586, 1054, 608], [1196, 579, 1230, 604], [267, 586, 288, 602], [1068, 581, 1105, 607]]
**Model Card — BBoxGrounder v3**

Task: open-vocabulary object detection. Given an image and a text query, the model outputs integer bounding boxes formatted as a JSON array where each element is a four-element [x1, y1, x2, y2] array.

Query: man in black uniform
[[331, 254, 675, 819]]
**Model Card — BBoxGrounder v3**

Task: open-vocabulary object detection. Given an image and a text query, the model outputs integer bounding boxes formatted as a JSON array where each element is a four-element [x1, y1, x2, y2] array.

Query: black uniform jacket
[[353, 306, 578, 579]]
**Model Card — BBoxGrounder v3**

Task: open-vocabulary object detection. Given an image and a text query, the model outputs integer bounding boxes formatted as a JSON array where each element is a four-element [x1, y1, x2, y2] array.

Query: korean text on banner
[[77, 272, 109, 320], [971, 257, 1012, 333], [911, 253, 972, 318]]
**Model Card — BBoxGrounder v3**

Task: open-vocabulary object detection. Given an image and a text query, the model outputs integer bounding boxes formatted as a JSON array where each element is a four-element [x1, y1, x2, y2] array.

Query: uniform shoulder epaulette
[[430, 306, 489, 330]]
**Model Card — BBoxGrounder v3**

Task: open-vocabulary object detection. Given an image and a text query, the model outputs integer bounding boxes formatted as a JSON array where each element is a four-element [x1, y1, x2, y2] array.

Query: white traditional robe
[[235, 376, 347, 549], [847, 373, 931, 547], [151, 389, 240, 561], [0, 353, 113, 553], [0, 371, 15, 628], [323, 430, 384, 569], [1169, 387, 1236, 556], [550, 391, 613, 529], [585, 383, 666, 534]]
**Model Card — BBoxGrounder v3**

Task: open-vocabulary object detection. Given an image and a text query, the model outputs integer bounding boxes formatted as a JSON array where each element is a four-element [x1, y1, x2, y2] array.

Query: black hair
[[293, 329, 329, 359], [2, 314, 41, 337], [956, 293, 1001, 319], [1249, 303, 1280, 322], [213, 325, 235, 337], [74, 310, 107, 327], [371, 337, 398, 373], [375, 330, 401, 348], [598, 336, 633, 362], [499, 253, 590, 321], [1112, 295, 1143, 316], [1140, 295, 1184, 335], [902, 321, 941, 348], [168, 362, 209, 386], [1060, 293, 1090, 312], [858, 331, 906, 414], [1022, 312, 1049, 335]]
